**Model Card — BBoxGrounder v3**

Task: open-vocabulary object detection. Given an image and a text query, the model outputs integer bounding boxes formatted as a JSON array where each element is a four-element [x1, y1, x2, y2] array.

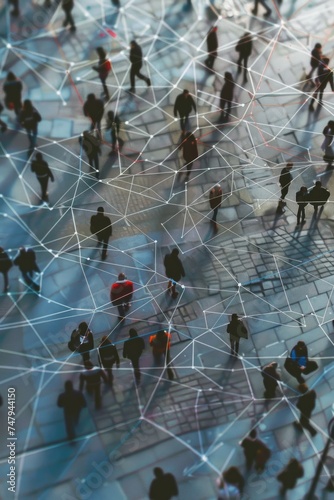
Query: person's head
[[129, 328, 138, 338], [23, 99, 33, 112], [64, 380, 73, 392], [35, 152, 43, 161], [298, 383, 309, 394], [300, 186, 308, 193], [107, 110, 114, 119], [328, 120, 334, 128], [171, 248, 179, 257], [231, 313, 238, 321], [315, 180, 322, 188], [286, 162, 293, 170], [153, 467, 164, 478], [118, 272, 126, 281], [7, 72, 16, 81], [183, 89, 189, 98], [315, 43, 322, 50], [78, 321, 89, 334], [296, 341, 306, 349], [249, 429, 257, 439], [87, 93, 95, 102], [223, 466, 241, 485], [84, 360, 93, 370], [322, 57, 330, 66], [224, 71, 233, 82], [270, 361, 278, 369], [97, 206, 104, 214], [19, 247, 26, 254], [130, 40, 137, 48], [96, 47, 106, 59], [156, 330, 167, 340]]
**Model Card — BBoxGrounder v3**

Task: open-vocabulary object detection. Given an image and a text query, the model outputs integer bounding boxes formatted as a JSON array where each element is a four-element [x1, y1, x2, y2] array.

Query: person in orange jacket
[[149, 330, 174, 380]]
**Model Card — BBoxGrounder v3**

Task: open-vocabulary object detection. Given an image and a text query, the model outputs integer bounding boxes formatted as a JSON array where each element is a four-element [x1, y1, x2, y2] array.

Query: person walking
[[174, 89, 197, 132], [57, 380, 86, 440], [295, 186, 308, 225], [106, 110, 121, 152], [293, 383, 317, 436], [98, 336, 120, 385], [0, 247, 12, 293], [79, 130, 101, 178], [3, 72, 22, 116], [321, 120, 334, 151], [277, 458, 304, 496], [306, 43, 322, 82], [90, 207, 112, 260], [178, 131, 198, 181], [209, 184, 223, 229], [19, 100, 42, 157], [69, 321, 94, 361], [79, 360, 108, 410], [92, 47, 112, 100], [110, 272, 134, 321], [220, 72, 235, 120], [309, 57, 334, 110], [83, 94, 104, 134], [217, 466, 244, 499], [205, 26, 218, 71], [149, 467, 178, 500], [128, 40, 151, 93], [149, 329, 174, 380], [235, 32, 253, 82], [279, 162, 293, 201], [31, 152, 54, 203], [123, 328, 145, 385], [285, 340, 318, 383], [261, 361, 281, 398], [308, 180, 330, 213], [240, 429, 271, 472], [163, 248, 185, 299], [226, 313, 248, 356], [251, 0, 271, 17], [62, 0, 76, 32], [14, 247, 40, 292]]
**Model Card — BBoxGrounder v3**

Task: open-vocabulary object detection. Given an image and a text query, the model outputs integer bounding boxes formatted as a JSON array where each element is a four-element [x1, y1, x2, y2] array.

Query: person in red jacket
[[92, 47, 111, 100], [149, 330, 174, 380], [110, 273, 134, 321]]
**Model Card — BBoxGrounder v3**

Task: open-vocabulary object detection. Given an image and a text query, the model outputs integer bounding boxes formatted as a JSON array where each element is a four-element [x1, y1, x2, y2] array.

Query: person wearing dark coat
[[83, 94, 104, 134], [149, 467, 178, 500], [209, 184, 223, 226], [163, 248, 185, 299], [14, 247, 40, 292], [3, 72, 22, 116], [179, 131, 198, 180], [90, 207, 112, 260], [261, 361, 281, 398], [279, 162, 293, 200], [293, 383, 317, 436], [79, 360, 108, 410], [296, 186, 308, 225], [226, 313, 248, 356], [92, 47, 111, 99], [277, 458, 304, 495], [110, 273, 134, 321], [205, 26, 218, 70], [309, 57, 334, 110], [79, 130, 101, 178], [149, 330, 174, 380], [62, 0, 76, 31], [57, 380, 86, 440], [306, 43, 322, 81], [98, 336, 120, 385], [129, 40, 151, 93], [70, 322, 94, 362], [240, 429, 271, 472], [0, 247, 12, 293], [106, 110, 121, 152], [123, 328, 145, 384], [217, 466, 245, 499], [220, 72, 235, 120], [19, 100, 42, 157], [285, 340, 318, 383], [235, 32, 253, 82], [308, 180, 330, 212], [31, 152, 54, 202], [251, 0, 271, 17], [173, 89, 196, 131]]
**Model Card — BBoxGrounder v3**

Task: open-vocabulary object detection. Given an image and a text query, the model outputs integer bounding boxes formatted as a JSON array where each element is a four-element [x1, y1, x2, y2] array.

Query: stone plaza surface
[[1, 0, 334, 499]]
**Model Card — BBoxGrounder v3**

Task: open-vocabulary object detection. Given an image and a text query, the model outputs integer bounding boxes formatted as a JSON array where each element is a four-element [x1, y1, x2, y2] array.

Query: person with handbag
[[98, 336, 120, 385], [226, 313, 248, 356]]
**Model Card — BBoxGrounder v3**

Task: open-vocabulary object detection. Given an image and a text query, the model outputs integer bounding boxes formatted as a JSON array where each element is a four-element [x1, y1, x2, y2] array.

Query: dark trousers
[[26, 128, 37, 155], [280, 185, 289, 200], [21, 269, 39, 290], [87, 384, 102, 409], [117, 302, 130, 319], [99, 76, 109, 98], [205, 53, 217, 70], [297, 205, 306, 223], [130, 356, 141, 383], [310, 83, 327, 106], [89, 120, 101, 134], [1, 271, 9, 292], [179, 114, 189, 131], [64, 410, 80, 440], [62, 8, 75, 28], [130, 63, 149, 88], [264, 380, 278, 398], [153, 351, 174, 380], [97, 236, 109, 259], [237, 55, 249, 79], [88, 153, 99, 178], [37, 176, 49, 201], [230, 339, 239, 355], [220, 99, 232, 117], [212, 207, 219, 222]]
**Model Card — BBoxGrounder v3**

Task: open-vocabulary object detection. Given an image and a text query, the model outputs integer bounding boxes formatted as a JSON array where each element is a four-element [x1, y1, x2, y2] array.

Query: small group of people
[[0, 246, 40, 293], [305, 44, 334, 110]]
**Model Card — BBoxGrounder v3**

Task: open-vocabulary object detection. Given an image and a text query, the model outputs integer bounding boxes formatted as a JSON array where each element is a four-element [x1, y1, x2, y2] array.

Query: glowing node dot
[[202, 455, 208, 462], [53, 141, 57, 144], [4, 213, 7, 217], [218, 15, 222, 19], [238, 283, 241, 287], [125, 121, 129, 125], [76, 77, 81, 81], [19, 175, 22, 179], [7, 43, 11, 48], [63, 102, 67, 106], [144, 57, 147, 61], [87, 258, 90, 261], [6, 154, 10, 158], [198, 16, 202, 21]]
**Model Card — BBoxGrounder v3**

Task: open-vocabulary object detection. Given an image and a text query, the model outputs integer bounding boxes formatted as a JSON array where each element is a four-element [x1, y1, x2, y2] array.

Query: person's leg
[[117, 304, 125, 320], [130, 65, 136, 90], [111, 130, 117, 151], [243, 56, 249, 81], [94, 385, 102, 409], [65, 413, 75, 440], [106, 367, 113, 385], [39, 178, 48, 201], [101, 237, 108, 260], [171, 281, 178, 299], [297, 205, 302, 224], [93, 152, 99, 178], [281, 186, 288, 200], [237, 54, 242, 72], [301, 205, 305, 222], [132, 357, 141, 384], [212, 207, 218, 222], [2, 271, 9, 292], [185, 161, 193, 180], [100, 76, 109, 99], [68, 10, 75, 29], [180, 116, 185, 131], [167, 279, 173, 293], [235, 340, 240, 355], [230, 339, 235, 355]]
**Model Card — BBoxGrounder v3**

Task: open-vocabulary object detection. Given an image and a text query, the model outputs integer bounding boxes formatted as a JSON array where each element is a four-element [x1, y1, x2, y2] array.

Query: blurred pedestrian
[[240, 429, 271, 472], [251, 0, 271, 17], [279, 162, 293, 200], [293, 383, 317, 436], [309, 57, 334, 110], [308, 180, 330, 212], [57, 380, 86, 440], [306, 43, 322, 82], [69, 321, 94, 361], [98, 336, 120, 385], [14, 247, 40, 292], [110, 272, 134, 321], [277, 458, 304, 495], [174, 89, 196, 132], [226, 313, 248, 356], [209, 183, 223, 228], [296, 186, 308, 225], [163, 248, 185, 299], [31, 152, 54, 203], [62, 0, 76, 32], [149, 467, 178, 500], [321, 120, 334, 151], [123, 328, 145, 384], [284, 340, 318, 383], [149, 329, 174, 380], [19, 99, 42, 157], [179, 131, 198, 181], [220, 72, 235, 120], [235, 32, 253, 82], [205, 26, 218, 70], [90, 207, 112, 260], [92, 47, 111, 100], [79, 130, 101, 178], [0, 247, 12, 293], [3, 72, 22, 116], [79, 360, 108, 410], [261, 361, 281, 398], [106, 110, 121, 152], [10, 0, 19, 16], [129, 40, 151, 93], [83, 94, 104, 134], [217, 466, 244, 499]]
